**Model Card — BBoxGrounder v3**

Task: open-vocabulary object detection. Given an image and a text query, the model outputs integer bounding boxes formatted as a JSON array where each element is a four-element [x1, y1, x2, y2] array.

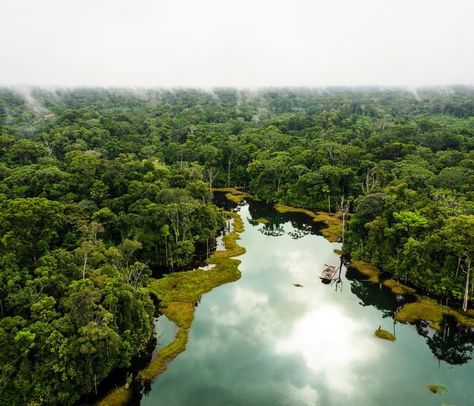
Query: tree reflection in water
[[247, 197, 474, 367], [346, 263, 474, 366], [416, 318, 474, 366]]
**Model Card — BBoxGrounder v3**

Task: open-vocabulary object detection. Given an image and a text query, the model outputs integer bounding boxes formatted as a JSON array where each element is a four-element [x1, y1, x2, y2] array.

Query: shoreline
[[98, 210, 246, 405]]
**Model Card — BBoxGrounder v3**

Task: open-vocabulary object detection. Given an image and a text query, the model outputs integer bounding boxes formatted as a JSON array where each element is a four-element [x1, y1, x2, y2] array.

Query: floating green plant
[[427, 383, 447, 394], [374, 326, 396, 341]]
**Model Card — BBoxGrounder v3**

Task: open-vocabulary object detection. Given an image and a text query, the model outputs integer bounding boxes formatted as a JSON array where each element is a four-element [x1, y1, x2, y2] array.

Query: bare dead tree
[[127, 262, 149, 290], [79, 222, 104, 279], [337, 195, 350, 246], [205, 167, 218, 192], [462, 253, 472, 312], [359, 169, 378, 195]]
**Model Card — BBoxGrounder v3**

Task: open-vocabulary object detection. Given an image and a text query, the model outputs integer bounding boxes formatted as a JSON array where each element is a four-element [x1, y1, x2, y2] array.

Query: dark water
[[139, 201, 473, 406]]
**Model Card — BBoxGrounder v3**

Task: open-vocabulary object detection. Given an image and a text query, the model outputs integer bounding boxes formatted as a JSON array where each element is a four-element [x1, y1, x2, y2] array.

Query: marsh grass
[[351, 260, 381, 284], [382, 279, 416, 295], [97, 386, 131, 406], [142, 210, 246, 382], [255, 217, 270, 224], [139, 329, 189, 381], [211, 187, 254, 203], [274, 203, 342, 242], [395, 296, 474, 330], [427, 383, 447, 394], [374, 327, 396, 341]]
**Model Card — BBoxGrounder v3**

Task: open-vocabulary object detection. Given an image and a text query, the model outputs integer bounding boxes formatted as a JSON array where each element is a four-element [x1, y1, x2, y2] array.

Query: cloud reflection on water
[[276, 304, 380, 395], [142, 205, 411, 406]]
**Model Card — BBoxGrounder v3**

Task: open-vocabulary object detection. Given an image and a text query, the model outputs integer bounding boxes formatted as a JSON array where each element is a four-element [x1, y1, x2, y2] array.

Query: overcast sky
[[1, 0, 473, 87]]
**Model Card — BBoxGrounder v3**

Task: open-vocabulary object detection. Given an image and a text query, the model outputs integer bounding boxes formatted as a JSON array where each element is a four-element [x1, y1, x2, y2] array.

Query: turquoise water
[[141, 202, 474, 406]]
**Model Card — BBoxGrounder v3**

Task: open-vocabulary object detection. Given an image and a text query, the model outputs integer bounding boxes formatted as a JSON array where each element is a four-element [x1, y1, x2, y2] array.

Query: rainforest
[[0, 87, 473, 405]]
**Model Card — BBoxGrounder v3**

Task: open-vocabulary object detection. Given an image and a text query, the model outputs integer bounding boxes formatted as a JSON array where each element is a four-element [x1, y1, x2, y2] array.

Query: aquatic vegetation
[[351, 260, 381, 284], [374, 327, 396, 341], [333, 248, 343, 255], [98, 386, 131, 406], [143, 210, 246, 381], [274, 203, 342, 242], [293, 283, 304, 288], [382, 279, 416, 295], [139, 328, 189, 381], [256, 217, 270, 224], [395, 297, 474, 330], [351, 260, 474, 329], [274, 203, 316, 217], [427, 383, 447, 394], [395, 297, 447, 330], [313, 212, 343, 242], [159, 302, 195, 329], [212, 187, 254, 203]]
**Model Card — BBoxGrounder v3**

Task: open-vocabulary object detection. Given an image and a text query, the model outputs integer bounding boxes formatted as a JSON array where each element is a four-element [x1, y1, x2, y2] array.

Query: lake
[[140, 201, 474, 406]]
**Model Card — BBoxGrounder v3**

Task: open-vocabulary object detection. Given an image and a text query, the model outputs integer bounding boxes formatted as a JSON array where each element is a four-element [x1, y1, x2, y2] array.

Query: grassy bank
[[141, 210, 245, 381], [350, 261, 474, 329], [97, 386, 131, 406], [212, 187, 254, 204], [351, 260, 381, 284], [98, 210, 246, 404], [395, 296, 474, 330], [274, 203, 342, 242]]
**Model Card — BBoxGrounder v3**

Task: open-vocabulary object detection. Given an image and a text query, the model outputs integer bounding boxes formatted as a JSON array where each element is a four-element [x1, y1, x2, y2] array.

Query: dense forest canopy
[[0, 86, 473, 405]]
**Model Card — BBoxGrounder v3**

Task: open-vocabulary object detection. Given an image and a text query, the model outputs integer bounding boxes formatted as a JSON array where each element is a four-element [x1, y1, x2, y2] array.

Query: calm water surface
[[141, 202, 474, 406]]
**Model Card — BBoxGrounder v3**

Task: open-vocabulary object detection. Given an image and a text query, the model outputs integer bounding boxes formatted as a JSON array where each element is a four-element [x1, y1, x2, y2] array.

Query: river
[[139, 201, 473, 406]]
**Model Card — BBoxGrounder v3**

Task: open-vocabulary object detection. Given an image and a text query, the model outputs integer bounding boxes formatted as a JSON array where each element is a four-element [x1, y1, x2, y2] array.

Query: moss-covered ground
[[274, 203, 342, 242]]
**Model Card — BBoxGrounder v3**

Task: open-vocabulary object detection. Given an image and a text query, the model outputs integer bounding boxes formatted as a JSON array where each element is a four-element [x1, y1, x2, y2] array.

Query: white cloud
[[1, 0, 473, 87]]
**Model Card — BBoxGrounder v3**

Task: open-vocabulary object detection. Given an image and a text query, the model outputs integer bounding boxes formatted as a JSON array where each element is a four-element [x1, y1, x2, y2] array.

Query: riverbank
[[142, 211, 245, 380], [274, 203, 343, 242], [211, 187, 254, 204], [269, 202, 474, 330], [98, 211, 246, 405], [350, 260, 474, 330]]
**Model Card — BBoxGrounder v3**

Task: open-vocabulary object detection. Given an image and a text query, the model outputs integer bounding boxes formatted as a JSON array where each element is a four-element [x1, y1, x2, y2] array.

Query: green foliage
[[0, 86, 473, 403]]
